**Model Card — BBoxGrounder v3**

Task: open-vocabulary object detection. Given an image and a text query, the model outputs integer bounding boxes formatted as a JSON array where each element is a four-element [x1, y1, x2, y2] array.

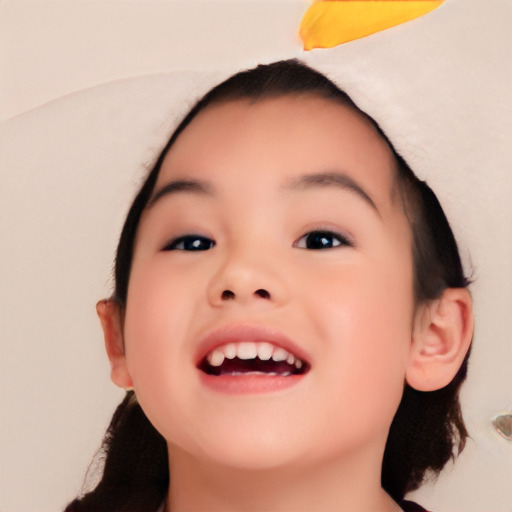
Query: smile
[[199, 341, 308, 377], [195, 324, 311, 393]]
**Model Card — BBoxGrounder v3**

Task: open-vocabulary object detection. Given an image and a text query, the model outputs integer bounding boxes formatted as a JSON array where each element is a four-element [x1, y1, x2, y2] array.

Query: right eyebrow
[[285, 171, 382, 219], [146, 179, 214, 209]]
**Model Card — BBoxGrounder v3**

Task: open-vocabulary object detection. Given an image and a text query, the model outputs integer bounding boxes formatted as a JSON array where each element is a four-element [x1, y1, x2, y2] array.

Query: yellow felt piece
[[300, 1, 444, 50]]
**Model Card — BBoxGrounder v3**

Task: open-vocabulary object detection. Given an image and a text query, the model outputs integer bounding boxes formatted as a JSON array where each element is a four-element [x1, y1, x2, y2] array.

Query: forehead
[[157, 95, 397, 214]]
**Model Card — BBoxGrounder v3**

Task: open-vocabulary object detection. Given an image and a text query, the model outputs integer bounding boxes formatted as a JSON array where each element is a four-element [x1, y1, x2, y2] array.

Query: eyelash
[[294, 230, 353, 250], [162, 230, 353, 252], [162, 235, 215, 252]]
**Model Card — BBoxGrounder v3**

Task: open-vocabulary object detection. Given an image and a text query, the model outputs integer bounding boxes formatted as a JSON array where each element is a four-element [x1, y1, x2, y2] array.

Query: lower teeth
[[227, 371, 291, 376]]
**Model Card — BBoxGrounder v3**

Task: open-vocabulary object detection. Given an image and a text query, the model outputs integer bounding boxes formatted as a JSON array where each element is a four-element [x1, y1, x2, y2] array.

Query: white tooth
[[286, 354, 296, 365], [257, 342, 273, 361], [295, 359, 303, 369], [237, 342, 258, 360], [223, 343, 237, 359], [207, 349, 225, 367], [272, 347, 289, 362]]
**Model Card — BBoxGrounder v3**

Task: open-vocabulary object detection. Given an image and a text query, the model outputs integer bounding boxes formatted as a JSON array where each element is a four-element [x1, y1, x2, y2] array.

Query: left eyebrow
[[284, 171, 381, 218], [146, 178, 215, 210]]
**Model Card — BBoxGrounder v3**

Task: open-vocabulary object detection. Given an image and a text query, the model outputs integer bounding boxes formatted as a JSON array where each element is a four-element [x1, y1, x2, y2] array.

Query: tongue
[[209, 358, 295, 376]]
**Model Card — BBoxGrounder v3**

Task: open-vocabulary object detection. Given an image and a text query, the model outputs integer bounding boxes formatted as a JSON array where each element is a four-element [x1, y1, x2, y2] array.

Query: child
[[65, 60, 473, 512]]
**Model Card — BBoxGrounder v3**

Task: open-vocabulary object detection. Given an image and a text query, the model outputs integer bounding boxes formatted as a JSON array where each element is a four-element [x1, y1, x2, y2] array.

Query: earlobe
[[406, 288, 474, 391], [96, 299, 133, 390]]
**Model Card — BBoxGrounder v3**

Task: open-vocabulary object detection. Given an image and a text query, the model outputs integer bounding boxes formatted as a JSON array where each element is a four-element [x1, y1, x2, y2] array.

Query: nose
[[207, 246, 287, 307]]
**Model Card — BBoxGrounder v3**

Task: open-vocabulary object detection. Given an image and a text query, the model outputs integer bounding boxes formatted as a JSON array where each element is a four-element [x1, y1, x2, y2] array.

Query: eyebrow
[[146, 179, 214, 209], [146, 172, 381, 217], [285, 171, 381, 218]]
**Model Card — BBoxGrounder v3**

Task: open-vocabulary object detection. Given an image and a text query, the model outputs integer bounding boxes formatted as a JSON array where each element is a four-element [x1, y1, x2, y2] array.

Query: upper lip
[[195, 323, 311, 367]]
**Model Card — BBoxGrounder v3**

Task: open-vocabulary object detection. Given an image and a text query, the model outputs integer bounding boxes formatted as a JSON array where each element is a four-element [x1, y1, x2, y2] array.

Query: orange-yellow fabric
[[300, 1, 444, 50]]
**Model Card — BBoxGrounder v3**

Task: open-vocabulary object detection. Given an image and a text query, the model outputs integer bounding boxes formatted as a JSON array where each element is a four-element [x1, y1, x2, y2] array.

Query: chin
[[168, 423, 311, 473]]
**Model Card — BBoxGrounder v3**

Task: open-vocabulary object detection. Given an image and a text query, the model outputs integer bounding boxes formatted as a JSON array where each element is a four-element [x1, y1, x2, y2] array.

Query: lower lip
[[199, 372, 305, 394]]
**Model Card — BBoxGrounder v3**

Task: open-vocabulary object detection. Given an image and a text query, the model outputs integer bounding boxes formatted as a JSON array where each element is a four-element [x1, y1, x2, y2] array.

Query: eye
[[163, 235, 215, 251], [295, 230, 352, 250]]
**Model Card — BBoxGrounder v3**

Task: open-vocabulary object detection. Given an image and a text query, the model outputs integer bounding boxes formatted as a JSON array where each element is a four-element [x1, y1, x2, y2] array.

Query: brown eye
[[163, 235, 215, 251], [295, 230, 352, 250]]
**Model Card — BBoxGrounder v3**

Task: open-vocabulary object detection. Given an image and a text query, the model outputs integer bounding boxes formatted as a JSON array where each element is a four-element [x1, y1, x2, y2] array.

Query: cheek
[[281, 260, 415, 460], [122, 261, 193, 385], [309, 254, 414, 395], [313, 253, 413, 337], [121, 262, 202, 439]]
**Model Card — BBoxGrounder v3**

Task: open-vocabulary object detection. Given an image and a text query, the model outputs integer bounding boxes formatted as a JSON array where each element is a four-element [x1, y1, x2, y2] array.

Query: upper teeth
[[206, 341, 304, 369]]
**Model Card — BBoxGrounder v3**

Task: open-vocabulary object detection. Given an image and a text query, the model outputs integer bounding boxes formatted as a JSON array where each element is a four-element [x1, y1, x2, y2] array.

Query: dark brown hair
[[65, 60, 471, 511]]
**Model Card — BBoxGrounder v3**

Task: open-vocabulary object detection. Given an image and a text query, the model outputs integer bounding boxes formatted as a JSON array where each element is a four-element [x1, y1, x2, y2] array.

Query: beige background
[[1, 1, 511, 511]]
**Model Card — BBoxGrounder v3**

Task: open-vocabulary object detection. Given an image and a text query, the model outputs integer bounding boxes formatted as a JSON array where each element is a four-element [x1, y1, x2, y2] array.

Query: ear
[[406, 288, 474, 392], [96, 299, 133, 390]]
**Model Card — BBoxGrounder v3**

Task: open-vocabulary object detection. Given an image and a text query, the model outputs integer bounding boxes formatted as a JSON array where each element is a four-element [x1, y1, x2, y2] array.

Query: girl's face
[[122, 95, 415, 471]]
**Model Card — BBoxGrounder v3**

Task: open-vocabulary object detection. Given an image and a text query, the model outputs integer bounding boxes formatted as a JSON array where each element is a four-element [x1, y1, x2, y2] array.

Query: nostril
[[221, 290, 235, 300], [254, 289, 271, 299]]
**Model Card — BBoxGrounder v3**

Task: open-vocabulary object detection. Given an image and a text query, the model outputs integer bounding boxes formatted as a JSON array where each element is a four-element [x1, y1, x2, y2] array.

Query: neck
[[165, 445, 402, 512]]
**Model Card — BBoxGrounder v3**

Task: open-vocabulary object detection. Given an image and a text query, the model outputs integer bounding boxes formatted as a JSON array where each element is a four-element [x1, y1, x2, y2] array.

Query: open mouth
[[198, 341, 310, 377]]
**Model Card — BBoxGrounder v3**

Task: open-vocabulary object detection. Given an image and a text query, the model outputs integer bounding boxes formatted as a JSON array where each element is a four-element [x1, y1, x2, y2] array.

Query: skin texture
[[98, 95, 473, 511]]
